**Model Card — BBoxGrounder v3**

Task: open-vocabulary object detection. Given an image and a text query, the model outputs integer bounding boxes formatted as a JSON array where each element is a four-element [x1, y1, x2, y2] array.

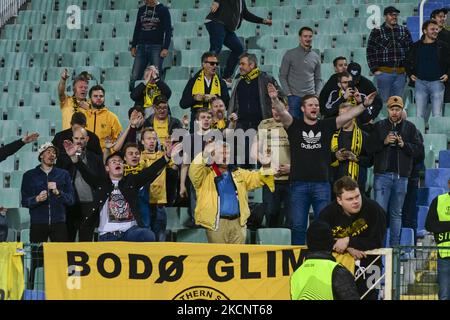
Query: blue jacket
[[21, 165, 75, 225]]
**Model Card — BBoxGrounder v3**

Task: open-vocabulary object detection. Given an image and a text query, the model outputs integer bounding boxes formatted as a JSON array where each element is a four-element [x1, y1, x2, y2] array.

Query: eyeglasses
[[204, 61, 218, 66], [109, 159, 124, 165]]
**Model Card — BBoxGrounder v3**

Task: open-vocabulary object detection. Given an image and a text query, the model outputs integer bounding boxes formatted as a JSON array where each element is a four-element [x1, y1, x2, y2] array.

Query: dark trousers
[[66, 202, 97, 242], [263, 182, 290, 227], [401, 177, 419, 243]]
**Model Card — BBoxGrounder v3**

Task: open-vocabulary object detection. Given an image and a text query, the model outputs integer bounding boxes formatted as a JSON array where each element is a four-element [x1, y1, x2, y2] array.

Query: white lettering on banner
[[66, 5, 81, 30], [366, 5, 381, 29], [66, 265, 82, 290]]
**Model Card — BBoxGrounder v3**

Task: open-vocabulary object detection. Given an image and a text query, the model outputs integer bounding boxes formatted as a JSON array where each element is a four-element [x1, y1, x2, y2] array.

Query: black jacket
[[303, 251, 360, 300], [52, 128, 103, 163], [0, 138, 24, 163], [425, 194, 450, 252], [366, 119, 423, 178], [143, 114, 183, 135], [405, 39, 450, 79], [57, 150, 105, 203], [320, 75, 382, 130], [74, 156, 167, 227], [319, 196, 387, 251], [228, 71, 285, 122], [205, 0, 264, 32], [130, 80, 172, 107]]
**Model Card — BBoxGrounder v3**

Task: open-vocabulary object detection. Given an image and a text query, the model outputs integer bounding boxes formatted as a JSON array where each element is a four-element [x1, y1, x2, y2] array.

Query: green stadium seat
[[37, 81, 60, 94], [248, 188, 262, 203], [23, 92, 51, 107], [46, 39, 74, 53], [74, 66, 102, 83], [179, 49, 203, 67], [6, 207, 30, 230], [249, 35, 274, 50], [168, 0, 195, 9], [22, 119, 51, 137], [169, 8, 184, 23], [0, 93, 19, 106], [287, 19, 316, 34], [20, 229, 30, 244], [328, 4, 356, 18], [313, 34, 333, 50], [252, 0, 280, 7], [351, 47, 366, 64], [165, 80, 187, 94], [6, 80, 35, 93], [103, 38, 130, 52], [271, 6, 299, 21], [59, 26, 85, 40], [173, 22, 201, 38], [176, 228, 208, 243], [81, 10, 100, 27], [0, 156, 15, 172], [45, 67, 70, 81], [164, 67, 191, 80], [321, 63, 335, 81], [117, 51, 134, 67], [444, 103, 450, 117], [116, 93, 133, 107], [8, 170, 25, 189], [347, 17, 377, 34], [102, 81, 130, 94], [45, 11, 69, 25], [423, 133, 447, 154], [6, 107, 36, 121], [3, 25, 29, 40], [256, 228, 291, 245], [2, 188, 21, 208], [114, 22, 135, 38], [259, 64, 278, 77], [87, 23, 115, 39], [128, 8, 138, 21], [196, 0, 211, 8], [0, 40, 17, 54], [7, 228, 17, 242], [429, 117, 450, 141], [235, 22, 257, 37], [0, 68, 17, 81], [407, 116, 425, 134], [18, 10, 45, 25], [89, 51, 116, 68], [249, 7, 271, 19], [334, 34, 363, 48], [105, 93, 118, 106], [101, 10, 127, 23], [34, 267, 45, 292], [60, 52, 89, 67], [86, 0, 110, 10], [316, 18, 345, 35], [262, 49, 285, 66], [393, 3, 416, 17], [184, 8, 210, 22], [274, 35, 298, 50], [57, 0, 83, 11], [324, 48, 352, 63], [257, 21, 286, 36], [17, 39, 45, 53], [31, 53, 59, 67], [30, 24, 57, 40], [52, 120, 62, 134], [31, 0, 55, 11], [300, 5, 326, 19], [172, 37, 187, 51], [104, 67, 132, 81], [113, 0, 141, 10], [75, 39, 102, 52], [4, 52, 31, 68], [17, 152, 40, 171]]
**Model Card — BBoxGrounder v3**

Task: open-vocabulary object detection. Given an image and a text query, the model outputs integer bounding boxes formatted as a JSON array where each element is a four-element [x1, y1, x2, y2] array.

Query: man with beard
[[83, 85, 122, 151], [58, 127, 104, 242], [269, 83, 376, 245], [210, 97, 237, 131]]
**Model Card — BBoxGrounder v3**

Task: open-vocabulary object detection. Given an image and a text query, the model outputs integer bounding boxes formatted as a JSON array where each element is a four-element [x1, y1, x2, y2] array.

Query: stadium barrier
[[0, 0, 26, 27]]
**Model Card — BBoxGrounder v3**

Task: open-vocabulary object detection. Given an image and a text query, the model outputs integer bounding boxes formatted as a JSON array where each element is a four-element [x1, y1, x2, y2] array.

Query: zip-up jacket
[[130, 80, 172, 107], [21, 166, 74, 225], [83, 107, 122, 151], [0, 138, 24, 163], [366, 119, 422, 178], [52, 128, 103, 160], [188, 153, 274, 231], [74, 156, 167, 227], [405, 39, 450, 79], [425, 194, 450, 247], [205, 0, 264, 32], [228, 71, 285, 121]]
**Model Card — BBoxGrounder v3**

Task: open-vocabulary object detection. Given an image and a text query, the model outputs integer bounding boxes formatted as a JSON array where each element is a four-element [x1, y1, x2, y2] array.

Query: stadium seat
[[184, 8, 210, 22], [164, 67, 191, 80], [256, 228, 291, 245], [287, 19, 316, 34], [407, 116, 425, 134], [87, 23, 115, 39], [45, 11, 69, 25], [0, 68, 17, 82], [104, 67, 132, 81], [300, 5, 327, 19], [38, 106, 61, 122], [257, 21, 286, 36], [102, 81, 129, 94], [60, 52, 89, 67], [316, 19, 345, 35], [313, 34, 333, 50], [18, 67, 45, 82], [169, 9, 185, 23], [444, 103, 450, 117], [274, 35, 297, 50], [30, 24, 57, 40], [0, 40, 17, 55], [417, 187, 446, 206], [252, 0, 280, 7], [59, 25, 85, 39], [117, 93, 134, 107], [262, 49, 284, 66], [89, 51, 116, 68], [0, 92, 19, 106], [17, 152, 40, 171], [439, 150, 450, 168], [73, 66, 102, 84], [8, 170, 26, 189], [425, 168, 450, 189], [45, 67, 70, 81], [416, 205, 429, 238], [6, 107, 36, 121], [423, 133, 447, 154], [3, 25, 29, 40], [103, 38, 130, 52], [18, 10, 45, 25], [16, 39, 43, 53], [32, 0, 55, 11], [334, 34, 363, 48], [235, 22, 257, 37], [46, 39, 74, 53], [117, 51, 134, 67], [34, 267, 45, 291], [114, 22, 135, 38], [251, 35, 274, 50], [176, 228, 208, 243], [169, 0, 196, 9], [57, 0, 83, 10], [6, 207, 30, 231], [179, 49, 203, 67], [249, 189, 262, 203], [22, 119, 51, 137], [20, 229, 30, 244], [347, 17, 377, 34], [100, 10, 127, 23], [2, 188, 21, 208], [173, 22, 201, 38], [6, 80, 35, 93], [31, 53, 59, 67], [0, 120, 19, 137], [7, 228, 17, 242], [0, 156, 15, 172], [429, 117, 450, 141], [85, 0, 110, 10], [75, 39, 102, 52], [172, 37, 187, 51], [324, 48, 352, 63], [113, 0, 141, 10], [4, 52, 30, 68], [271, 6, 299, 21]]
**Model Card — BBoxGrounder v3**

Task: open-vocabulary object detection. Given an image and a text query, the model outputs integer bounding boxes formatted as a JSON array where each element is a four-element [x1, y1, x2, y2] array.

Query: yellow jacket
[[188, 153, 275, 231], [83, 107, 122, 150]]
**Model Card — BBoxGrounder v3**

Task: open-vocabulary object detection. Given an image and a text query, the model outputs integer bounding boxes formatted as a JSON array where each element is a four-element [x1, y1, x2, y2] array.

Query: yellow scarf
[[71, 96, 91, 113], [338, 89, 357, 105], [123, 163, 145, 176], [143, 83, 162, 108], [192, 70, 221, 109], [240, 67, 260, 83], [212, 118, 227, 130], [330, 122, 363, 181]]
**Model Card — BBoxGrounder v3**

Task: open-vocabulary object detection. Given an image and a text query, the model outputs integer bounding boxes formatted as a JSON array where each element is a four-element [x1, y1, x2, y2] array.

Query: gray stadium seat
[[256, 228, 291, 245], [0, 68, 17, 81]]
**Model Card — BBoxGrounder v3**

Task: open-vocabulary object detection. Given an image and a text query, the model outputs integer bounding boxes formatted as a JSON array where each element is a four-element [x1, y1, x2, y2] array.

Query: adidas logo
[[302, 130, 321, 144]]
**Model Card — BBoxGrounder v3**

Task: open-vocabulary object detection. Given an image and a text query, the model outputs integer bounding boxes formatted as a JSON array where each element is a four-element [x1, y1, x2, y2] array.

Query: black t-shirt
[[287, 117, 337, 182]]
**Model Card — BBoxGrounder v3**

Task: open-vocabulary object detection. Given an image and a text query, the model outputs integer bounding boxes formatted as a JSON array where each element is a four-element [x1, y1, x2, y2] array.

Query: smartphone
[[348, 80, 355, 90]]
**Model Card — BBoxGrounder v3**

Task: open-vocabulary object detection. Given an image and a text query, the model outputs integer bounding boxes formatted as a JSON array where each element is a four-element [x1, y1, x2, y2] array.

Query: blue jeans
[[415, 79, 445, 121], [150, 204, 167, 241], [263, 182, 290, 228], [438, 258, 450, 300], [287, 95, 303, 119], [375, 72, 406, 103], [374, 173, 408, 247], [130, 44, 163, 91], [289, 181, 331, 245], [205, 21, 244, 79], [138, 187, 151, 229], [98, 225, 156, 242]]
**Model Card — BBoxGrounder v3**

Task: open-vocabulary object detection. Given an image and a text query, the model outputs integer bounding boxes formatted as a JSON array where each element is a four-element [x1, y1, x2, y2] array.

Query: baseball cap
[[431, 8, 449, 18], [38, 142, 58, 161], [384, 6, 400, 15], [347, 62, 361, 82], [387, 96, 404, 109]]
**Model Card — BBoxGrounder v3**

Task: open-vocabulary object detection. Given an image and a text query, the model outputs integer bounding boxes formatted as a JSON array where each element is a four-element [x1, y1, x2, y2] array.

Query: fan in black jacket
[[0, 133, 39, 163]]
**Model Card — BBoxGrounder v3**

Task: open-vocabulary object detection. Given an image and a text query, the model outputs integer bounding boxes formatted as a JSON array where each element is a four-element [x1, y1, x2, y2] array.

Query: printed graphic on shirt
[[108, 186, 133, 223], [141, 9, 160, 31], [331, 218, 368, 238], [301, 130, 322, 150]]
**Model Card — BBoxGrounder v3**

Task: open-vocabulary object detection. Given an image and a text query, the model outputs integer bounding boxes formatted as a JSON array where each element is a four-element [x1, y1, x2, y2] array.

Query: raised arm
[[268, 83, 293, 129], [335, 91, 377, 129]]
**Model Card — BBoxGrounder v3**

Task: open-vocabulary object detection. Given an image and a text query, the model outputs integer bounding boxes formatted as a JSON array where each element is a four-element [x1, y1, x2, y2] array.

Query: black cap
[[347, 62, 361, 81], [384, 6, 400, 15], [104, 152, 124, 165], [431, 8, 448, 18], [306, 220, 335, 252]]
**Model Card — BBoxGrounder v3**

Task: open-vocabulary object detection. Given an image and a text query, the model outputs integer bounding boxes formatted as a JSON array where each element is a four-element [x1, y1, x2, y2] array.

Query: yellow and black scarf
[[338, 89, 357, 105], [71, 96, 91, 113], [143, 83, 162, 108], [192, 70, 221, 109], [331, 122, 363, 181], [240, 67, 260, 83], [123, 163, 145, 176]]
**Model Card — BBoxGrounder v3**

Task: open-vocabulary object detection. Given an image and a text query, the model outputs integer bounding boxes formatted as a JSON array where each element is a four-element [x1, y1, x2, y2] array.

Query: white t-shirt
[[98, 180, 136, 235]]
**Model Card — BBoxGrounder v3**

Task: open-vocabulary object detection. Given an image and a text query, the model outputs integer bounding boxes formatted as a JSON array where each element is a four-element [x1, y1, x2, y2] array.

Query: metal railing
[[0, 0, 26, 28]]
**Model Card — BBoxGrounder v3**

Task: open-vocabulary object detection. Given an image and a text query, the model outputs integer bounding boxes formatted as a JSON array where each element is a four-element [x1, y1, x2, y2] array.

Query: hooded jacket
[[83, 107, 122, 151]]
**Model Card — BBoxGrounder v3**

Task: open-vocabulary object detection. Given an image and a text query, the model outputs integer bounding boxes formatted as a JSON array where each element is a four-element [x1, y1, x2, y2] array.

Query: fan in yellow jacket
[[188, 141, 275, 244]]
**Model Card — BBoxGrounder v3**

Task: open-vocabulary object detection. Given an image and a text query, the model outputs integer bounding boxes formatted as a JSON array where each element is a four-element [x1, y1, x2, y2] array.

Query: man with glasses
[[367, 6, 413, 102], [180, 51, 230, 133]]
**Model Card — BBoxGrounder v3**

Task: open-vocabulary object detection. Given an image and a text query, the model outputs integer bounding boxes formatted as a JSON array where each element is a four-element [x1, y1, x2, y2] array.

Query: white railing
[[0, 0, 26, 28], [419, 0, 427, 38]]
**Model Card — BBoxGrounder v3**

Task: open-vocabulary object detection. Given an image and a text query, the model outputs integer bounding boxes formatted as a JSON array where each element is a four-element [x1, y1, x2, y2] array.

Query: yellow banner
[[43, 242, 354, 300], [0, 242, 24, 300]]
